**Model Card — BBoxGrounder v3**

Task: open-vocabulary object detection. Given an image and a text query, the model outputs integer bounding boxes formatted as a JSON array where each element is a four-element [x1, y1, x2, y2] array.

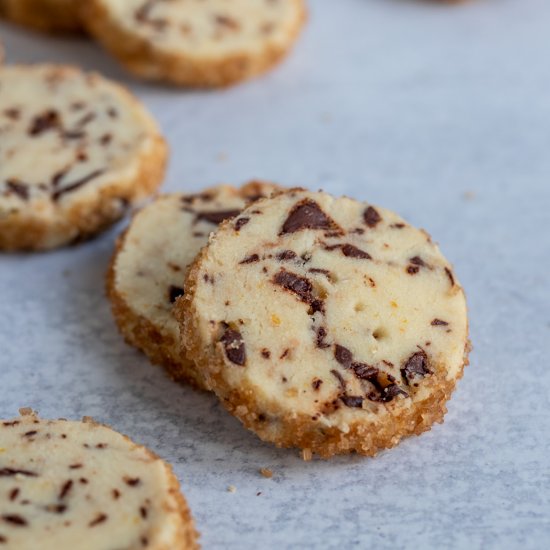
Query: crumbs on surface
[[259, 468, 273, 479], [227, 485, 237, 493]]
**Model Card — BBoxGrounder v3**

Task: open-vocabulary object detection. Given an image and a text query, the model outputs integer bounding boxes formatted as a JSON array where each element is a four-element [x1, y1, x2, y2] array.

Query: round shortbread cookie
[[81, 0, 307, 87], [177, 189, 470, 458], [107, 181, 282, 390], [0, 409, 199, 549], [0, 0, 82, 33], [0, 64, 167, 251]]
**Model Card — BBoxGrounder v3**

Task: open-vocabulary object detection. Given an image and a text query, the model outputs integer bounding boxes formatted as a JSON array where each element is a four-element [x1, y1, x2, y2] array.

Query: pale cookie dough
[[81, 0, 307, 87], [177, 189, 470, 458], [0, 409, 199, 549], [0, 0, 82, 33], [0, 64, 167, 251], [107, 181, 282, 390]]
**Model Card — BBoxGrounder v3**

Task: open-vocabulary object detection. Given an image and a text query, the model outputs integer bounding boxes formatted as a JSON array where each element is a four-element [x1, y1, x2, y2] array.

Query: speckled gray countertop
[[1, 0, 549, 548]]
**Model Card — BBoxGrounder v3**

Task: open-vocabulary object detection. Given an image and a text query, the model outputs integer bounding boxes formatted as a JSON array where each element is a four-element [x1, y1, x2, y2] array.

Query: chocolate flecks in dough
[[280, 348, 291, 360], [9, 489, 19, 502], [351, 227, 365, 235], [351, 362, 378, 380], [89, 514, 107, 527], [330, 369, 347, 392], [28, 110, 61, 136], [239, 254, 260, 264], [3, 108, 20, 120], [324, 243, 371, 260], [234, 217, 250, 231], [277, 250, 297, 261], [407, 265, 420, 275], [2, 515, 27, 526], [140, 506, 148, 519], [74, 112, 96, 129], [431, 318, 449, 326], [280, 199, 342, 235], [100, 134, 112, 146], [363, 206, 382, 228], [59, 480, 73, 500], [410, 256, 426, 267], [46, 504, 67, 514], [168, 285, 184, 304], [391, 223, 405, 229], [52, 169, 105, 201], [79, 478, 88, 484], [316, 326, 330, 349], [312, 378, 323, 391], [272, 269, 315, 305], [309, 268, 332, 280], [23, 430, 37, 437], [0, 468, 37, 477], [261, 349, 271, 359], [401, 350, 431, 385], [196, 209, 240, 225], [220, 325, 246, 366], [6, 179, 29, 200], [96, 443, 107, 449], [51, 169, 69, 187], [123, 477, 141, 487], [2, 421, 20, 427], [69, 463, 83, 469], [445, 267, 456, 287], [381, 384, 408, 402], [334, 344, 353, 368], [341, 395, 364, 408], [215, 15, 240, 30]]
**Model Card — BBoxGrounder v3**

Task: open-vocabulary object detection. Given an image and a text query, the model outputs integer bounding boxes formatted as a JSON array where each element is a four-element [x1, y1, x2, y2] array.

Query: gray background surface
[[1, 0, 549, 548]]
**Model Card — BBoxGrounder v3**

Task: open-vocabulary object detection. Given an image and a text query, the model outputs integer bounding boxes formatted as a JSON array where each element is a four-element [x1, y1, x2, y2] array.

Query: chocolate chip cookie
[[177, 189, 470, 458], [0, 64, 167, 251]]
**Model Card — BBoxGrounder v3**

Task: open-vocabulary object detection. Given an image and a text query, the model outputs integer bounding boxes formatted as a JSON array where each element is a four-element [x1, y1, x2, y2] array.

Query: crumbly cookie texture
[[0, 410, 199, 549], [0, 0, 82, 33], [178, 189, 470, 458], [81, 0, 307, 87], [0, 64, 167, 251], [107, 181, 282, 390]]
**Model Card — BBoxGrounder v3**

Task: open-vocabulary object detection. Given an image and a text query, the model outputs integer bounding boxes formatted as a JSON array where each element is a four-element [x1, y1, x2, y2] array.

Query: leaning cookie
[[0, 409, 199, 549], [81, 0, 306, 87], [177, 189, 470, 458], [0, 64, 167, 251], [107, 181, 282, 390], [0, 0, 82, 33]]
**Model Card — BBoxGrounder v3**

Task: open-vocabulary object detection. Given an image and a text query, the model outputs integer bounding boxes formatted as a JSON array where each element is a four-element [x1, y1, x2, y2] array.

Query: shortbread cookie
[[0, 409, 199, 549], [107, 181, 282, 390], [81, 0, 307, 87], [0, 0, 82, 33], [0, 64, 167, 251], [178, 189, 470, 458]]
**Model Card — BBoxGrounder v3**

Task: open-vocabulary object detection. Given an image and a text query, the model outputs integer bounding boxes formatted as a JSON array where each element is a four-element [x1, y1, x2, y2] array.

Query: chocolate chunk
[[312, 378, 323, 391], [350, 362, 378, 380], [401, 350, 431, 385], [316, 326, 330, 349], [2, 515, 27, 526], [280, 199, 341, 235], [0, 468, 37, 477], [277, 250, 297, 261], [23, 430, 37, 437], [280, 348, 291, 359], [168, 285, 184, 303], [46, 504, 67, 514], [196, 209, 240, 225], [341, 395, 364, 408], [261, 349, 271, 359], [220, 325, 246, 366], [59, 480, 73, 500], [29, 110, 61, 136], [445, 267, 455, 287], [234, 217, 250, 231], [308, 268, 331, 279], [391, 223, 405, 229], [124, 477, 141, 487], [69, 463, 83, 469], [9, 489, 19, 501], [330, 369, 347, 392], [334, 344, 353, 367], [215, 15, 240, 29], [239, 254, 260, 264], [6, 179, 29, 200], [324, 243, 371, 260], [363, 206, 382, 227], [410, 256, 426, 267], [431, 318, 449, 326], [272, 269, 314, 305], [89, 514, 107, 527], [51, 169, 68, 187], [52, 169, 105, 201], [407, 265, 420, 275], [380, 384, 408, 402]]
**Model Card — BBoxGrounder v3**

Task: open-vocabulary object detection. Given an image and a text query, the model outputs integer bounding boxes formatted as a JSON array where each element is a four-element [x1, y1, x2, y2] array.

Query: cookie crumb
[[259, 468, 273, 479], [227, 485, 237, 493], [302, 448, 313, 461]]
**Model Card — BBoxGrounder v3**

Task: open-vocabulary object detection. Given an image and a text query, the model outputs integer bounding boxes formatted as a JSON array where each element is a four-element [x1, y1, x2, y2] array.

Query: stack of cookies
[[108, 186, 470, 459], [0, 0, 307, 87]]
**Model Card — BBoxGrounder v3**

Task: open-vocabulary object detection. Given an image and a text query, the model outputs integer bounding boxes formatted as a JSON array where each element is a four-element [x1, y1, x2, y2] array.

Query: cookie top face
[[113, 182, 282, 350], [0, 412, 198, 550], [0, 64, 163, 217], [93, 0, 305, 57], [182, 189, 468, 432]]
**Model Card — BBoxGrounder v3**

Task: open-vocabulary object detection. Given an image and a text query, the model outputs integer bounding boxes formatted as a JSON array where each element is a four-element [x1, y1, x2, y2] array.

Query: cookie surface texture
[[178, 189, 470, 458], [82, 0, 307, 87], [0, 0, 82, 33], [0, 411, 199, 549], [0, 64, 167, 251], [107, 182, 282, 390]]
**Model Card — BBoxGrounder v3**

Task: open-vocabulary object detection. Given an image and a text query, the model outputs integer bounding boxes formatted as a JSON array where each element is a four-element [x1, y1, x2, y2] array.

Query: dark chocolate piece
[[220, 325, 246, 366], [280, 199, 341, 235]]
